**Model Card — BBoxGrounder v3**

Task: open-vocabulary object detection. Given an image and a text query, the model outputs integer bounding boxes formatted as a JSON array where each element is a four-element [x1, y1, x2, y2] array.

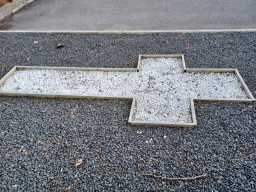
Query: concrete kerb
[[0, 0, 34, 22], [1, 29, 256, 33], [0, 54, 255, 128]]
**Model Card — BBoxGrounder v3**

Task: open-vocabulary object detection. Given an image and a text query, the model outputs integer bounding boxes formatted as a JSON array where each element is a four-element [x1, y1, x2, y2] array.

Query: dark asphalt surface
[[1, 0, 256, 30], [0, 32, 255, 191]]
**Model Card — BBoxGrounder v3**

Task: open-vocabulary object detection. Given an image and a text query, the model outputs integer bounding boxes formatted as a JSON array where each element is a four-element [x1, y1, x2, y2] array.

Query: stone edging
[[0, 54, 255, 127]]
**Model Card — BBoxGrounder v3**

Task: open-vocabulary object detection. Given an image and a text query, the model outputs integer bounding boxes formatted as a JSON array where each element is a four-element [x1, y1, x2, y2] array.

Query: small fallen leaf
[[64, 186, 71, 192], [74, 159, 83, 167]]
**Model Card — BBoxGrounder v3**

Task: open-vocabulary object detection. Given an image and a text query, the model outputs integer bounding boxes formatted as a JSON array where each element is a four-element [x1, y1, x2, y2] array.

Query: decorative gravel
[[0, 32, 255, 191], [0, 97, 255, 191], [0, 58, 248, 124]]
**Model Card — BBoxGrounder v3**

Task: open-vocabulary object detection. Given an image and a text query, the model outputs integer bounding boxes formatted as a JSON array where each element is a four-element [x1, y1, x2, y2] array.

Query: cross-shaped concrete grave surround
[[0, 54, 254, 127]]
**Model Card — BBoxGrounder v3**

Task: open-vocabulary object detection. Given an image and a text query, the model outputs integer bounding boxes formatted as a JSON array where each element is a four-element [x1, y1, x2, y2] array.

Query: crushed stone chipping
[[0, 58, 249, 124]]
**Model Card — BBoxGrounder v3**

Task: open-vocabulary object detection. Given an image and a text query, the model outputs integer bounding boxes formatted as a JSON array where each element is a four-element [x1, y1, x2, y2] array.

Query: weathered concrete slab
[[1, 0, 256, 30]]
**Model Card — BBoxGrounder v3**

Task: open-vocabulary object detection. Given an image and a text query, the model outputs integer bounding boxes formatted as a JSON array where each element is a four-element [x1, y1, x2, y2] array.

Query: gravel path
[[0, 32, 255, 191]]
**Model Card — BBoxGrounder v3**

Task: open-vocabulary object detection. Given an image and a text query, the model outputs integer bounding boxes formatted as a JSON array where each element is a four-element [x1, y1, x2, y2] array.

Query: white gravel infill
[[0, 58, 249, 124]]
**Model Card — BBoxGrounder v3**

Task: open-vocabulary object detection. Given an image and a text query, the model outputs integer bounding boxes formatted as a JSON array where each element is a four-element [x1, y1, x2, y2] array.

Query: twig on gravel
[[142, 173, 208, 181]]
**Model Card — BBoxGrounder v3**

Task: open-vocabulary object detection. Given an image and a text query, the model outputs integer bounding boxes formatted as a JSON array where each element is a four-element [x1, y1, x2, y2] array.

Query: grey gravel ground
[[0, 32, 255, 94], [0, 32, 256, 191]]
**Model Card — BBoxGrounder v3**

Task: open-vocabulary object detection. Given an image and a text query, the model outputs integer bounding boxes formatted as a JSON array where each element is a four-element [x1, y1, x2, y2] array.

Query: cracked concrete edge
[[0, 54, 255, 128], [0, 0, 34, 22]]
